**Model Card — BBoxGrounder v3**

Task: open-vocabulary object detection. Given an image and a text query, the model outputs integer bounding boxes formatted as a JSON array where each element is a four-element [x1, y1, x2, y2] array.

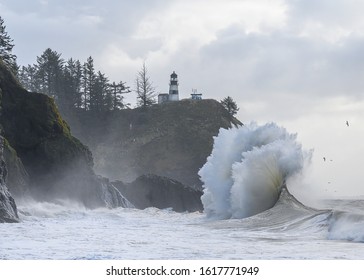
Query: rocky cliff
[[67, 99, 242, 190], [0, 59, 128, 209], [0, 136, 19, 223]]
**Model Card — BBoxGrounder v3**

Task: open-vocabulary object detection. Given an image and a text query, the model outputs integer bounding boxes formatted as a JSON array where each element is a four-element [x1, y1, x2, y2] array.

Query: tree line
[[17, 48, 131, 114], [0, 16, 17, 73], [1, 16, 132, 115]]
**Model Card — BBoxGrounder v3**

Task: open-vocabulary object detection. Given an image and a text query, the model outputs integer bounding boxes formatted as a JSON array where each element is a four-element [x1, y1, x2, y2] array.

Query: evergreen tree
[[135, 62, 156, 108], [63, 58, 83, 112], [220, 96, 239, 116], [108, 81, 130, 110], [93, 71, 109, 112], [73, 59, 83, 109], [36, 48, 64, 98], [82, 56, 96, 110], [18, 64, 43, 93], [16, 48, 130, 113], [0, 16, 17, 73], [17, 65, 28, 88]]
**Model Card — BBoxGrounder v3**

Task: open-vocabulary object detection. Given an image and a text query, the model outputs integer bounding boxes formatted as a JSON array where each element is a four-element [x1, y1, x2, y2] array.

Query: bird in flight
[[346, 120, 349, 127]]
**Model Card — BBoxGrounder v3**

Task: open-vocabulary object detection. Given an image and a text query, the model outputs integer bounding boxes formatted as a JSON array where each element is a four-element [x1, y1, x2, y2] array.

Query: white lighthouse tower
[[168, 71, 179, 101]]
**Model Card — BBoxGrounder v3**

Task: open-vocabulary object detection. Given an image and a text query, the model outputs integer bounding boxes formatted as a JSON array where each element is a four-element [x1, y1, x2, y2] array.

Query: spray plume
[[199, 122, 310, 219]]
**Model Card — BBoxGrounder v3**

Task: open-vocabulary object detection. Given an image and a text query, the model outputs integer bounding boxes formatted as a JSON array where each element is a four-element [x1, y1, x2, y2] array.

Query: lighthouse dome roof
[[170, 71, 177, 78]]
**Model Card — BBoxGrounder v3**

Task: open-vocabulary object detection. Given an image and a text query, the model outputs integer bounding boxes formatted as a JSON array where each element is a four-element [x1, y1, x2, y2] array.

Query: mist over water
[[3, 122, 364, 260], [199, 122, 311, 219]]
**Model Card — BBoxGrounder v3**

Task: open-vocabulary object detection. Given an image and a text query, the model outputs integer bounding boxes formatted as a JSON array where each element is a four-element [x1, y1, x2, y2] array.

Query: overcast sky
[[1, 0, 364, 200]]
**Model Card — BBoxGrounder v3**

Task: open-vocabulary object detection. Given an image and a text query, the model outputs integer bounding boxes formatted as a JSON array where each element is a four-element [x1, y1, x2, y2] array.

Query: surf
[[199, 122, 364, 243], [199, 122, 311, 219]]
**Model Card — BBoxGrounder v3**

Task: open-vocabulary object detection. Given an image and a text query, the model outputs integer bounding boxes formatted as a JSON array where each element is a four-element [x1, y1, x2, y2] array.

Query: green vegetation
[[0, 58, 93, 196], [220, 96, 239, 117], [0, 16, 17, 74], [17, 48, 131, 117]]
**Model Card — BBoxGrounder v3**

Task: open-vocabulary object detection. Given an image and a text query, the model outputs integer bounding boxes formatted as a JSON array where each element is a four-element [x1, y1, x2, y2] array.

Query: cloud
[[287, 0, 364, 28], [194, 17, 364, 104], [2, 0, 167, 64], [3, 0, 364, 116]]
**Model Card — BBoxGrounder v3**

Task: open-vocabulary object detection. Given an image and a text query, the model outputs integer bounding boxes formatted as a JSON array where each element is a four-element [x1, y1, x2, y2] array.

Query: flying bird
[[346, 120, 349, 127], [323, 157, 326, 161]]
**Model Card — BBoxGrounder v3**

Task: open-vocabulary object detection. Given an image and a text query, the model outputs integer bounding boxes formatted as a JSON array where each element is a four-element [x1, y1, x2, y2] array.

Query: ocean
[[1, 188, 364, 260], [1, 122, 364, 260]]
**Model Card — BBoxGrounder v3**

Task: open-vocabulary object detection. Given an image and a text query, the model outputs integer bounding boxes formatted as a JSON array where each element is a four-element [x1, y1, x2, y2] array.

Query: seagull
[[323, 157, 326, 161], [346, 120, 349, 127]]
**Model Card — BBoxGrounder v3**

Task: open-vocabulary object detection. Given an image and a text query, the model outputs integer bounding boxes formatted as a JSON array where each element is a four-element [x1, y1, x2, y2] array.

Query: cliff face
[[3, 137, 30, 197], [0, 60, 127, 208], [0, 137, 19, 223], [68, 99, 242, 190]]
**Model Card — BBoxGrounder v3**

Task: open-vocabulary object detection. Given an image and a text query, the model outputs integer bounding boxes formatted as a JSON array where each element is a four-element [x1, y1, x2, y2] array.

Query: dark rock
[[114, 174, 203, 212], [0, 136, 19, 223], [3, 138, 29, 197]]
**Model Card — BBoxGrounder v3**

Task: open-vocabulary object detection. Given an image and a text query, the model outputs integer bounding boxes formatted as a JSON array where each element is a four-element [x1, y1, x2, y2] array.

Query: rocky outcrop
[[0, 59, 128, 209], [0, 137, 19, 223], [114, 174, 203, 212], [95, 176, 134, 209], [67, 99, 242, 190], [3, 138, 29, 197]]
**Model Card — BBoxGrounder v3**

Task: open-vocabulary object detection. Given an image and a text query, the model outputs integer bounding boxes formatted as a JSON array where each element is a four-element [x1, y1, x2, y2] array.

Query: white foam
[[199, 122, 311, 219]]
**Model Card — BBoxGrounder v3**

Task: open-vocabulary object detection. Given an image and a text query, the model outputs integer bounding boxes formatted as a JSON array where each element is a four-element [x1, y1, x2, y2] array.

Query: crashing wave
[[199, 122, 311, 219]]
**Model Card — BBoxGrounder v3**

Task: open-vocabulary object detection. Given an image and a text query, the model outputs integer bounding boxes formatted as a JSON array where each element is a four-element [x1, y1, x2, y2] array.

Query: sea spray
[[199, 122, 310, 219], [328, 211, 364, 242]]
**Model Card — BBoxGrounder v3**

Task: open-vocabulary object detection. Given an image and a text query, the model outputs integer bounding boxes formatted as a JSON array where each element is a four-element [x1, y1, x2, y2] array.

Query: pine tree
[[82, 56, 96, 110], [135, 62, 156, 108], [93, 71, 109, 112], [16, 49, 131, 113], [73, 59, 83, 109], [108, 81, 130, 110], [18, 64, 41, 92], [220, 96, 239, 116], [63, 58, 83, 112], [0, 16, 17, 73], [36, 48, 64, 98]]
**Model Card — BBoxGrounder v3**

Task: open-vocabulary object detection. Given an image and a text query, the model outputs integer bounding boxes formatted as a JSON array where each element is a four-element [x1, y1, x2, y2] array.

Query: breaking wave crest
[[199, 122, 311, 219]]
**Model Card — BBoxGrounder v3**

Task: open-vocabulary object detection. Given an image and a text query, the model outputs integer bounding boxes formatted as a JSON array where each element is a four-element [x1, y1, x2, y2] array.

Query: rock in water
[[97, 176, 134, 209], [0, 137, 19, 223], [114, 174, 203, 212]]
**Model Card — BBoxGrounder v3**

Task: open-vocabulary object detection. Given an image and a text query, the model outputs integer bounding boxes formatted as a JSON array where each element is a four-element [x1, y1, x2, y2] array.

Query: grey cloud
[[197, 26, 364, 102], [286, 0, 364, 29], [1, 0, 167, 64]]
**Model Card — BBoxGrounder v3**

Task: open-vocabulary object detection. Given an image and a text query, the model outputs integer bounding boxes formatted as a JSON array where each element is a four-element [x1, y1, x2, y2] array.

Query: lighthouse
[[168, 71, 179, 101], [157, 71, 181, 104]]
